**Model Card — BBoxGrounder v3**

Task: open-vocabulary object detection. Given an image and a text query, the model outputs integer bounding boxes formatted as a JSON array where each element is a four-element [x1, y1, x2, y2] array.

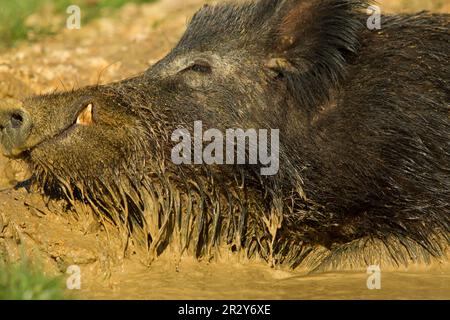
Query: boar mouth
[[14, 103, 94, 158], [8, 124, 76, 159]]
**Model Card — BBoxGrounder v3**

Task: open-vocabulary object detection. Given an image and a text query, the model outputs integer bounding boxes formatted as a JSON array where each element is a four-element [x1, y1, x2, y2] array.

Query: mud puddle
[[80, 260, 450, 300]]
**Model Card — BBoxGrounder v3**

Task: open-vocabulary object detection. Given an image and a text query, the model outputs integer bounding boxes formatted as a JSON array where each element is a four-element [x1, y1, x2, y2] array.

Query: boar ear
[[265, 0, 366, 110]]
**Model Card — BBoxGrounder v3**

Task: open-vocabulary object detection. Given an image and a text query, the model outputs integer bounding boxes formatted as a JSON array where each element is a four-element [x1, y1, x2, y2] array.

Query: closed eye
[[181, 59, 212, 74]]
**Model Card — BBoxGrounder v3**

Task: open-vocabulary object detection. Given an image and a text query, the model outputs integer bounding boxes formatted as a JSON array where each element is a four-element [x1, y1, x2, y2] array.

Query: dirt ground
[[0, 0, 449, 299]]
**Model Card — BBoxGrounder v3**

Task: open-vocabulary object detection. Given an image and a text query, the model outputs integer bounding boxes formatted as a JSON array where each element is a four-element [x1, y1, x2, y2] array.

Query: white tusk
[[76, 103, 93, 126]]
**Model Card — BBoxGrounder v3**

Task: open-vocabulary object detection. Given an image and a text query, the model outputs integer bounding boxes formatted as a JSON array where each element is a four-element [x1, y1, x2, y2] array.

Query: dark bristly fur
[[1, 0, 449, 271]]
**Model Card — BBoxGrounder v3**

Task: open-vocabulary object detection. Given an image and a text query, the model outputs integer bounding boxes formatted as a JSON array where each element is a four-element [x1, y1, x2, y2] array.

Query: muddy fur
[[1, 0, 449, 271]]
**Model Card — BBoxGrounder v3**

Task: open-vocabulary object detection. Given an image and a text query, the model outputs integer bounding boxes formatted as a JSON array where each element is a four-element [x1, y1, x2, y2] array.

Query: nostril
[[0, 107, 31, 155], [10, 113, 24, 129], [0, 108, 30, 135]]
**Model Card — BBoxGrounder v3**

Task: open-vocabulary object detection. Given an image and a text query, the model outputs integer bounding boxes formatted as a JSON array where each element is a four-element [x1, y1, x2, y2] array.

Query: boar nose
[[0, 107, 32, 157]]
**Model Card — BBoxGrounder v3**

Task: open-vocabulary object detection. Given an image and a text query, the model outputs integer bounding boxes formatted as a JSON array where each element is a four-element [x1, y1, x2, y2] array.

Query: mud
[[0, 0, 449, 299]]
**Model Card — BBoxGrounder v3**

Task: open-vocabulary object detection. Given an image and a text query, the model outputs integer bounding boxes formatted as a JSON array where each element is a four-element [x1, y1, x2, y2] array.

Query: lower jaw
[[1, 148, 25, 159]]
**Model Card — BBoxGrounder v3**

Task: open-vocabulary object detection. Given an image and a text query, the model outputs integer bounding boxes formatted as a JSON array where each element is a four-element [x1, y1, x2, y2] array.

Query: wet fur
[[18, 0, 450, 271]]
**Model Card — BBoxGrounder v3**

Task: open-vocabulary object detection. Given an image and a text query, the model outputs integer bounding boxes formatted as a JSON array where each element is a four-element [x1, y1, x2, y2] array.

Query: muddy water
[[79, 259, 450, 300], [1, 189, 448, 300]]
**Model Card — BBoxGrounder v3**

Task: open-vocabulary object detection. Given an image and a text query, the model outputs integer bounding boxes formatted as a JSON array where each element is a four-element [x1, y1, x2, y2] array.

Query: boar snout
[[0, 106, 32, 157]]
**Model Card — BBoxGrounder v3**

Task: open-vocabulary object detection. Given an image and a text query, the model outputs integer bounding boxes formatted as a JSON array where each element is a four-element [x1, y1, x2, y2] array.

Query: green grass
[[0, 0, 157, 50], [0, 259, 67, 300], [0, 1, 41, 49]]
